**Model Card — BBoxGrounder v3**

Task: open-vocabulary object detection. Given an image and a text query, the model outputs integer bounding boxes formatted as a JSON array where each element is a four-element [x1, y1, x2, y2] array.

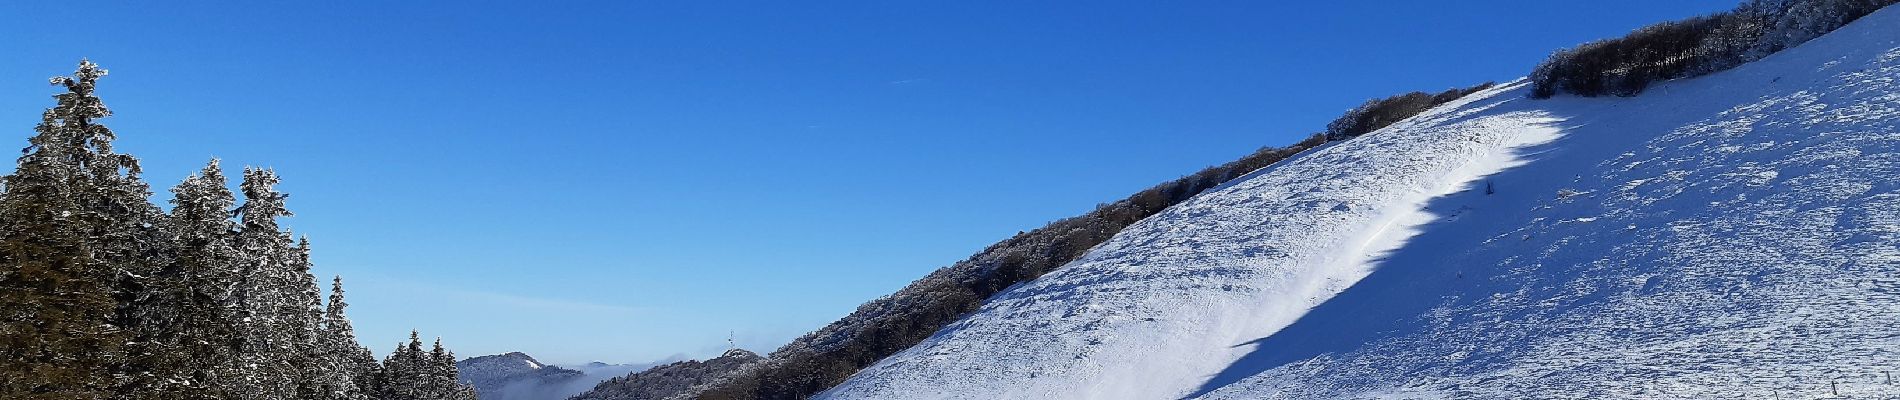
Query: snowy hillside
[[821, 6, 1900, 400]]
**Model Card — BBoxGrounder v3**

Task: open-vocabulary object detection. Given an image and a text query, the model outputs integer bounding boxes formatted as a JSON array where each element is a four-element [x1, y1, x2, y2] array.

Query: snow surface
[[821, 6, 1900, 400]]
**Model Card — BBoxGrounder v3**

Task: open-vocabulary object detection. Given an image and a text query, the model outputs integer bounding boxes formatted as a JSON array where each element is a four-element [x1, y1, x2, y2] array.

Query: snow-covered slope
[[821, 6, 1900, 400]]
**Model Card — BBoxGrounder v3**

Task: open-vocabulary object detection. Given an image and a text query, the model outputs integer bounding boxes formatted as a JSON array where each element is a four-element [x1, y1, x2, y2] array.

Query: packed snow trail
[[822, 6, 1900, 400]]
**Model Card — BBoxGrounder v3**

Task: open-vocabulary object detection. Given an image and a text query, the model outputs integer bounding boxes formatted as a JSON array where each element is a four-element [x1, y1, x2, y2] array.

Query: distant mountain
[[457, 352, 668, 400], [570, 349, 763, 400], [456, 352, 581, 400]]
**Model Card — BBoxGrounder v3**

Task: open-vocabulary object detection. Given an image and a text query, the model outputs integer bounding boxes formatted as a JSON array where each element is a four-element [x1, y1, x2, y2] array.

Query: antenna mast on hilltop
[[727, 331, 736, 351]]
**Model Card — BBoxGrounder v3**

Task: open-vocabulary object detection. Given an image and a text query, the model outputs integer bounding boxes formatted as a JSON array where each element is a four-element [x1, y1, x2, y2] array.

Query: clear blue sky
[[0, 1, 1736, 364]]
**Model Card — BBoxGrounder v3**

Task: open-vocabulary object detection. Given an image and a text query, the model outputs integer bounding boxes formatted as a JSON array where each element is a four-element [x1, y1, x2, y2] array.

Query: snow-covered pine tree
[[0, 59, 164, 399], [428, 338, 454, 397], [121, 160, 245, 400], [376, 331, 428, 399], [360, 359, 387, 400], [318, 276, 375, 400], [232, 167, 300, 400], [288, 236, 328, 399], [365, 341, 402, 398], [427, 338, 450, 396], [61, 66, 171, 390], [428, 337, 480, 400], [370, 332, 480, 400]]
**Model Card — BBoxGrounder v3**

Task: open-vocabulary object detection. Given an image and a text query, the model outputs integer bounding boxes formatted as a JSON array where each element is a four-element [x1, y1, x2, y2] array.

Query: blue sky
[[0, 1, 1736, 364]]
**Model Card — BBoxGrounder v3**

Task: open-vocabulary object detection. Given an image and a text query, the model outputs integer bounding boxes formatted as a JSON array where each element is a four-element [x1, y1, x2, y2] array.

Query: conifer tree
[[377, 332, 427, 399], [232, 167, 299, 400], [288, 236, 327, 399], [373, 332, 480, 400], [318, 276, 375, 400], [429, 338, 457, 396], [428, 338, 479, 400], [0, 59, 162, 399], [121, 160, 244, 400], [435, 340, 480, 400]]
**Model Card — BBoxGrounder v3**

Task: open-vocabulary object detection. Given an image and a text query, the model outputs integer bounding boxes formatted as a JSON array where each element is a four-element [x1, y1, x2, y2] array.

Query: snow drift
[[821, 6, 1900, 400]]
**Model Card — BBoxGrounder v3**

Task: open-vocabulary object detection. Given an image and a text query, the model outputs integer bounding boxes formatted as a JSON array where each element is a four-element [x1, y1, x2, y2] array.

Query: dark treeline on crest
[[1324, 82, 1497, 141], [1531, 0, 1896, 98], [0, 61, 479, 400]]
